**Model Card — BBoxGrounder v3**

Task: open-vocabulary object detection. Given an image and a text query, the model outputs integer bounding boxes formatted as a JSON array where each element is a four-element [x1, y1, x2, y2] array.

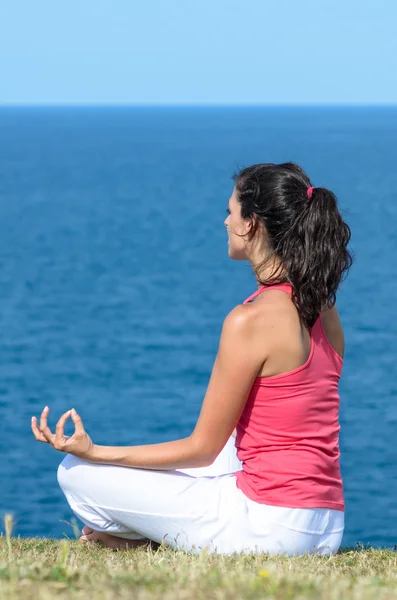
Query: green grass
[[1, 514, 397, 599]]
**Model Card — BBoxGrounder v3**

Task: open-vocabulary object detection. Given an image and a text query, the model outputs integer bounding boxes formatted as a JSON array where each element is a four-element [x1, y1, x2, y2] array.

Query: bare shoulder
[[220, 299, 274, 361], [237, 289, 309, 376], [254, 289, 345, 353], [225, 291, 289, 328], [223, 290, 293, 351], [223, 290, 345, 376], [321, 303, 343, 326], [320, 304, 345, 358], [222, 303, 260, 337], [216, 303, 269, 377], [249, 288, 300, 327], [243, 289, 345, 362]]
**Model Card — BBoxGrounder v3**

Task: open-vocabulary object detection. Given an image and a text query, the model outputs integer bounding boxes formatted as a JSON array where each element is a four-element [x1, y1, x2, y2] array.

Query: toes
[[80, 525, 95, 541], [79, 528, 105, 546], [82, 525, 94, 535]]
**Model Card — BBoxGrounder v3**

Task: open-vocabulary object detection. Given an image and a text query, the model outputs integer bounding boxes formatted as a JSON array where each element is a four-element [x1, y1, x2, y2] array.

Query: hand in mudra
[[31, 406, 94, 460]]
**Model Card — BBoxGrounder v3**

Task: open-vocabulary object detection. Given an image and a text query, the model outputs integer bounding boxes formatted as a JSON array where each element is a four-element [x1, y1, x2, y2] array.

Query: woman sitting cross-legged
[[31, 162, 352, 556]]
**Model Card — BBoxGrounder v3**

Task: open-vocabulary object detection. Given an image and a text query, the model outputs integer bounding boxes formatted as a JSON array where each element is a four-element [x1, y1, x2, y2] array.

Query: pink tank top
[[234, 283, 345, 511]]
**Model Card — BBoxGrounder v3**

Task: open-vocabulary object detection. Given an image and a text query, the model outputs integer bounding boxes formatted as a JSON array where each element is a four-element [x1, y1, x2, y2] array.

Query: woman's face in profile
[[224, 188, 251, 261]]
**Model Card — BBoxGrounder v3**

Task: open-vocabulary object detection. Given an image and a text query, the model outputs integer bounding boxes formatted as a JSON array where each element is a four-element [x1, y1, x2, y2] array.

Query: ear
[[245, 214, 259, 235]]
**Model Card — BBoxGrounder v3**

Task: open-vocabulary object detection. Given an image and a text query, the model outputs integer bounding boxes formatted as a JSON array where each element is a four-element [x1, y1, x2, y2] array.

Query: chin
[[228, 245, 246, 261]]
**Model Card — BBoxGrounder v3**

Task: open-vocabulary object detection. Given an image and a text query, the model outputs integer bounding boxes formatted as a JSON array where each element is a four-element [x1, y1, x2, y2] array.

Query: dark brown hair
[[233, 162, 353, 328]]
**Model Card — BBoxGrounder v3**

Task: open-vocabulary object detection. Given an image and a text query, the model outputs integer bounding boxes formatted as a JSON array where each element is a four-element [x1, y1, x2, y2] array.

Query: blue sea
[[0, 106, 396, 549]]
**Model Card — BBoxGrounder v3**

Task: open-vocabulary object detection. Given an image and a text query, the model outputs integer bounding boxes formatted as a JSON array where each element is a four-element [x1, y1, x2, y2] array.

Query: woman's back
[[234, 283, 345, 511], [240, 284, 345, 379]]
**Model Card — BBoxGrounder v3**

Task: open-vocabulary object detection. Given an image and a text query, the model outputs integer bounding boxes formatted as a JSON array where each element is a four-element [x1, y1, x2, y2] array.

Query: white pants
[[57, 437, 344, 555]]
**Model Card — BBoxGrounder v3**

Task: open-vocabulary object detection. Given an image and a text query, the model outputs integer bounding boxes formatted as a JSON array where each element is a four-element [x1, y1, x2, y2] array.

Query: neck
[[250, 256, 286, 289], [246, 233, 286, 288]]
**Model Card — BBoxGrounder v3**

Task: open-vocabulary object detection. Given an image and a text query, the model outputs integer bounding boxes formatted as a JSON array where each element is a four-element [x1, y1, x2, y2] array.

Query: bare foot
[[79, 525, 158, 551]]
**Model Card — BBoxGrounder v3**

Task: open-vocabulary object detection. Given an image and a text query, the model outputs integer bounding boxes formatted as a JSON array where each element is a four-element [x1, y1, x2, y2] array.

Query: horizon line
[[1, 102, 397, 108]]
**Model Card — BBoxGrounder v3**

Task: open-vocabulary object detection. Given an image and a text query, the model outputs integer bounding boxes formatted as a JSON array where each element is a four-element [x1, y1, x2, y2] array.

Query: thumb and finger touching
[[32, 406, 88, 453]]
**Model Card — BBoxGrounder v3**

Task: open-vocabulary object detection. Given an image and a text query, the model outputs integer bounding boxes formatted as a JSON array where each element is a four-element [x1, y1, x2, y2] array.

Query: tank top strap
[[243, 282, 293, 304]]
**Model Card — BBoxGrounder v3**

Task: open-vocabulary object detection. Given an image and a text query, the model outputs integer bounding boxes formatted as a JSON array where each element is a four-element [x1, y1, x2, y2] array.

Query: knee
[[57, 453, 83, 492]]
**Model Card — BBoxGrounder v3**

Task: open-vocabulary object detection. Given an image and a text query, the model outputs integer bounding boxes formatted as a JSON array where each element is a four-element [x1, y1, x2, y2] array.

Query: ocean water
[[0, 106, 396, 549]]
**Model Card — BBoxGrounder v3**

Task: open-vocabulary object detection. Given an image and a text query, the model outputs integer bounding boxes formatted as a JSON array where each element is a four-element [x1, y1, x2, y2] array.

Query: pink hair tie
[[307, 186, 315, 199]]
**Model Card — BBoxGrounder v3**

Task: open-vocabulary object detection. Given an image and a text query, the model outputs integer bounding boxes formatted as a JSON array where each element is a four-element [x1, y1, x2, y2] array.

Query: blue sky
[[1, 0, 396, 105]]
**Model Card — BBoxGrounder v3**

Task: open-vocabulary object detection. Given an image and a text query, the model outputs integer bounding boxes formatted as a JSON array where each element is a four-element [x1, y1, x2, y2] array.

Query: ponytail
[[274, 186, 352, 328]]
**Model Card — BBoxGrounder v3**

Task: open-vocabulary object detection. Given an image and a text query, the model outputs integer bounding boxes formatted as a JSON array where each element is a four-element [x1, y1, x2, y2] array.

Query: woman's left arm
[[88, 304, 265, 469]]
